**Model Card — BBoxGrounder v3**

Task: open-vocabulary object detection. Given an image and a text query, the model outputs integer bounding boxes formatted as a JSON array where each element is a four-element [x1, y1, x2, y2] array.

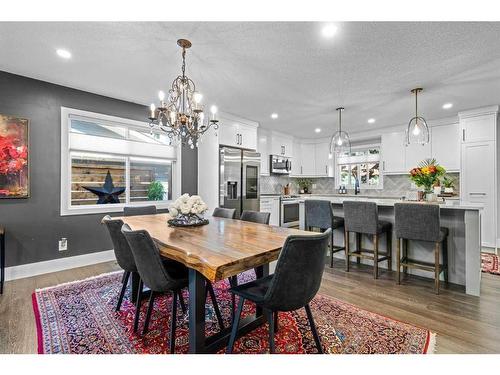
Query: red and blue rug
[[481, 252, 500, 275], [32, 271, 435, 354]]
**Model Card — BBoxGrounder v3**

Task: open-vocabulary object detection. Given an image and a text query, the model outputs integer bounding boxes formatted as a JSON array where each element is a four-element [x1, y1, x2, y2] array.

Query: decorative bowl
[[167, 213, 209, 227]]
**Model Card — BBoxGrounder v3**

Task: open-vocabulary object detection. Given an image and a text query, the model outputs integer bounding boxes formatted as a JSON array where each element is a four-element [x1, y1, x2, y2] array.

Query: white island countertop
[[298, 195, 483, 211]]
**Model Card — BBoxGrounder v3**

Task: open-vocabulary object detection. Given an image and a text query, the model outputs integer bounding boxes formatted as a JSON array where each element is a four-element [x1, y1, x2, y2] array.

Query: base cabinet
[[260, 196, 280, 226]]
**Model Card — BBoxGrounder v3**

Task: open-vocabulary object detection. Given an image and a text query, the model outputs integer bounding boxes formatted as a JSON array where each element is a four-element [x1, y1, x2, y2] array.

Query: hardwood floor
[[1, 259, 499, 354]]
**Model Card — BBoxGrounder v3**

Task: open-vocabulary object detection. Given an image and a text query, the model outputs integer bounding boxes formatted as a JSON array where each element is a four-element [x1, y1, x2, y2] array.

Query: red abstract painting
[[0, 114, 29, 198]]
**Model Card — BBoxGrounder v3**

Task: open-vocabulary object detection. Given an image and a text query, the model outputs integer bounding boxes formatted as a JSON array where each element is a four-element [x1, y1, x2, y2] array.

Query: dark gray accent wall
[[0, 71, 197, 267]]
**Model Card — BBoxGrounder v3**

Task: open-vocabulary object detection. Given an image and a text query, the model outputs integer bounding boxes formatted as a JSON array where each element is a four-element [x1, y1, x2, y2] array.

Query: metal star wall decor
[[83, 170, 125, 204]]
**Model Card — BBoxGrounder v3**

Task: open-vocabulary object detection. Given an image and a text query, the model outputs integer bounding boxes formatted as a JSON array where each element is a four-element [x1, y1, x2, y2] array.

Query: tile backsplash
[[261, 173, 460, 197]]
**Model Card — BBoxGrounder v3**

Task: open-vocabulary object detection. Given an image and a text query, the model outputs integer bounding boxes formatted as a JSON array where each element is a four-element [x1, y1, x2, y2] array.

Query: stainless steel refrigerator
[[219, 147, 261, 218]]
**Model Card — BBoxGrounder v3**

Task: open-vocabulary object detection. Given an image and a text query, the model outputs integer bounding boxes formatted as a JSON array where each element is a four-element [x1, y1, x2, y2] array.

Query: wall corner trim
[[5, 250, 116, 282]]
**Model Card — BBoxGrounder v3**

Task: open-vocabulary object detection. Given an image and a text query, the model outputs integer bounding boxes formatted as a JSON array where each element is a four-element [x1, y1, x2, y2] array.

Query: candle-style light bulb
[[193, 92, 203, 104], [158, 90, 165, 102], [210, 105, 218, 121], [149, 103, 156, 119]]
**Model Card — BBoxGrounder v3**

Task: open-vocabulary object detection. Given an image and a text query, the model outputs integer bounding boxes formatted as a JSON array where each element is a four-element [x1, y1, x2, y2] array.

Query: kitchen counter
[[298, 196, 482, 296], [298, 194, 483, 211]]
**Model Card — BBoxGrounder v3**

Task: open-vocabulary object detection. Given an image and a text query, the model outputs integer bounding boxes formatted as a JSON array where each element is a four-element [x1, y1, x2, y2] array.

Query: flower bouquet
[[168, 193, 209, 227], [409, 159, 446, 200]]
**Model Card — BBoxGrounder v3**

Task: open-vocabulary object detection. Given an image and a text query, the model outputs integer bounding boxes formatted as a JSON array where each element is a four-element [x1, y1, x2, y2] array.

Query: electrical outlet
[[312, 184, 317, 189], [59, 238, 68, 251]]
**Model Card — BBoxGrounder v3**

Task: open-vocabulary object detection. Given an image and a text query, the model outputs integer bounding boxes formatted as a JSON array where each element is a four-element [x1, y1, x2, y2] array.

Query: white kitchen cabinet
[[381, 131, 406, 174], [314, 142, 333, 177], [461, 114, 496, 143], [405, 141, 431, 171], [257, 128, 270, 176], [431, 123, 461, 171], [461, 141, 496, 247], [300, 143, 315, 176], [260, 196, 280, 226], [218, 114, 257, 150], [291, 139, 302, 176], [270, 131, 294, 157]]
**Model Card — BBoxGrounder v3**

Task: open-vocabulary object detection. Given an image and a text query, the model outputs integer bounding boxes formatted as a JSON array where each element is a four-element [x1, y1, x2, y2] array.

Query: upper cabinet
[[460, 109, 497, 143], [381, 131, 406, 174], [257, 128, 270, 176], [405, 141, 431, 171], [314, 142, 333, 177], [381, 122, 461, 174], [270, 131, 294, 157], [431, 123, 461, 171], [291, 140, 333, 177], [218, 113, 258, 150]]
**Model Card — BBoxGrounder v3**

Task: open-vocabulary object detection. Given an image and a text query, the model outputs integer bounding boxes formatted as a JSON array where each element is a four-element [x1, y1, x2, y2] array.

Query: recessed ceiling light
[[321, 24, 338, 38], [442, 103, 453, 109], [367, 118, 376, 124], [56, 49, 72, 59], [271, 113, 278, 119], [315, 128, 321, 133]]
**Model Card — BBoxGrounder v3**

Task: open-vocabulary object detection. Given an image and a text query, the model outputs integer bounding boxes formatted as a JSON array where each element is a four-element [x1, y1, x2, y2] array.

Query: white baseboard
[[5, 250, 116, 282]]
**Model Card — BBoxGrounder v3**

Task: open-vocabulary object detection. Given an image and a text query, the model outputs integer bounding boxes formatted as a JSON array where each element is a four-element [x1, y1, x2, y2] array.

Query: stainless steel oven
[[271, 155, 292, 175], [280, 199, 300, 227]]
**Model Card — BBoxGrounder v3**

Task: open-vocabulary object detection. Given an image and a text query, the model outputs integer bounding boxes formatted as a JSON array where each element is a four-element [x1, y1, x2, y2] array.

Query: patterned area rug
[[481, 252, 500, 275], [32, 271, 435, 354]]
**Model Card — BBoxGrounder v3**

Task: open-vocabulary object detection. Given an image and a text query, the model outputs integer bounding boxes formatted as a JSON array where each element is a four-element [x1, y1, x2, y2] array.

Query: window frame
[[60, 107, 181, 216], [335, 144, 383, 190]]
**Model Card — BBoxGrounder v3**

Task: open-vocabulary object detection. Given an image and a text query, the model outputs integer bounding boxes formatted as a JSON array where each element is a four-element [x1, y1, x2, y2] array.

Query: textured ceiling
[[1, 22, 500, 138]]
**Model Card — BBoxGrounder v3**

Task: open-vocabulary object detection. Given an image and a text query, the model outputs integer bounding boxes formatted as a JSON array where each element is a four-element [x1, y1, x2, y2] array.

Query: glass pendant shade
[[329, 107, 351, 156], [406, 88, 429, 145]]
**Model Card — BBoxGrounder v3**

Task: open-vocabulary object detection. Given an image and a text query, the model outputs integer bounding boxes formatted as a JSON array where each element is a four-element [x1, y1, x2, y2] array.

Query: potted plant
[[147, 180, 165, 201], [441, 175, 456, 194], [296, 178, 313, 194], [409, 159, 446, 201]]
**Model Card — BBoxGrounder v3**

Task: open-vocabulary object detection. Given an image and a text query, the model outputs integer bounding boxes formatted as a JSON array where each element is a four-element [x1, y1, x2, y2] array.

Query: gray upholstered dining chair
[[394, 203, 449, 294], [102, 216, 139, 312], [123, 205, 157, 216], [121, 224, 225, 351], [304, 200, 345, 268], [343, 201, 392, 279], [121, 223, 188, 353], [226, 229, 331, 354], [240, 210, 271, 225], [212, 207, 237, 219]]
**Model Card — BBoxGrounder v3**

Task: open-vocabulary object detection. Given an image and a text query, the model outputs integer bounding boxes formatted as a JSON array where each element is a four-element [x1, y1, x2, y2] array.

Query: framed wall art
[[0, 114, 29, 198]]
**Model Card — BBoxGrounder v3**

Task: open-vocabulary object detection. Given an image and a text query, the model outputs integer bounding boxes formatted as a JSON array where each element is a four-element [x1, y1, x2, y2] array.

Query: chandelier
[[329, 107, 351, 156], [148, 39, 219, 148], [406, 87, 429, 145]]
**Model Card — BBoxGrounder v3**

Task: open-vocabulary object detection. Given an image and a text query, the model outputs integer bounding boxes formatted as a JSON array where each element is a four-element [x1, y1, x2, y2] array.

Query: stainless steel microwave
[[270, 155, 292, 174]]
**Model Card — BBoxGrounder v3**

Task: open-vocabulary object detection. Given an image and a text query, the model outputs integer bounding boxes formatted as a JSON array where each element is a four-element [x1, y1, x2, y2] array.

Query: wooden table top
[[118, 213, 313, 282]]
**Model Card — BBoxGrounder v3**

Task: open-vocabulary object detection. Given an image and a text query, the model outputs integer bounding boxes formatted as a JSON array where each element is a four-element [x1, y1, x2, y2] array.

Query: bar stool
[[343, 201, 392, 278], [305, 200, 345, 268], [394, 203, 449, 294]]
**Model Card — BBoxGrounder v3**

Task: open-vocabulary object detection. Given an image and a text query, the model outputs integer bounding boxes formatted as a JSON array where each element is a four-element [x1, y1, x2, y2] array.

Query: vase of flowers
[[441, 175, 456, 194], [168, 193, 209, 227], [409, 159, 446, 201]]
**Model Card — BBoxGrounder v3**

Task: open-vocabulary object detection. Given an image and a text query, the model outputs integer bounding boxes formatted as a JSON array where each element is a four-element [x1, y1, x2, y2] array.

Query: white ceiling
[[1, 22, 500, 138]]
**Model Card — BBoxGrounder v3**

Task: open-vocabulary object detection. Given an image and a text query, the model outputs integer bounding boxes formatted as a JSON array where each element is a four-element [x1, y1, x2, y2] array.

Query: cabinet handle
[[383, 161, 386, 171], [463, 129, 465, 142], [239, 134, 242, 145], [469, 192, 486, 196], [325, 165, 328, 174], [301, 166, 303, 174], [236, 134, 239, 145]]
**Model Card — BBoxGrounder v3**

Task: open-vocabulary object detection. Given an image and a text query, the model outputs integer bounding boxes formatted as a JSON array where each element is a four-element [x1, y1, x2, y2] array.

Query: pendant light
[[406, 88, 429, 145], [329, 107, 351, 156]]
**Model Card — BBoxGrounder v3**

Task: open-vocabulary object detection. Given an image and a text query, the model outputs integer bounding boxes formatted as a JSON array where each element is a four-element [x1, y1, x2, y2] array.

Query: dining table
[[118, 213, 314, 353]]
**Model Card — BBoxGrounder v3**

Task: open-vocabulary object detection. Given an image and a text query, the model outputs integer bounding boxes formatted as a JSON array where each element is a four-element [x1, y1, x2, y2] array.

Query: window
[[61, 107, 180, 215], [336, 146, 382, 189]]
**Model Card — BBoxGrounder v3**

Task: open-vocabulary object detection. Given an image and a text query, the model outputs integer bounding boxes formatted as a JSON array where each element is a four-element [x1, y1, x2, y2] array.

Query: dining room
[[1, 1, 500, 374]]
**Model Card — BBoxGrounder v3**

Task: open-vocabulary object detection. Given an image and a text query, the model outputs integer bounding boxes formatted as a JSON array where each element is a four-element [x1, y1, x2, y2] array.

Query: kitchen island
[[298, 195, 483, 296]]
